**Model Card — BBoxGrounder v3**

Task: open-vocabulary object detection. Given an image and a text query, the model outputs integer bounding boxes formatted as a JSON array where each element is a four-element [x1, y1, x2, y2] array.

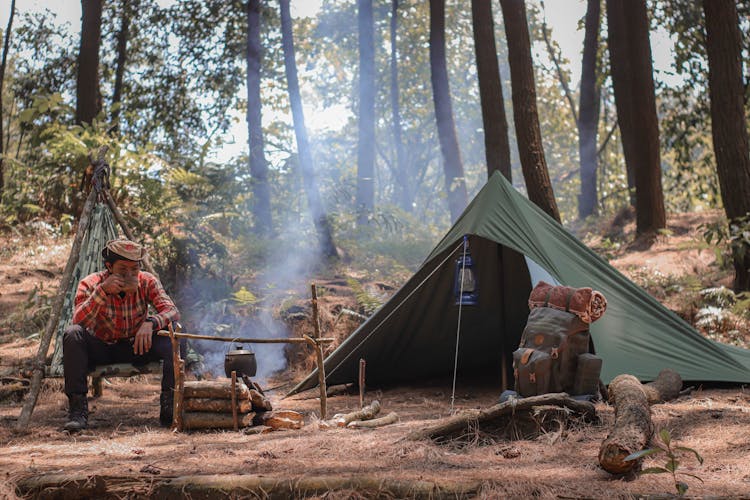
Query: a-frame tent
[[290, 171, 750, 395]]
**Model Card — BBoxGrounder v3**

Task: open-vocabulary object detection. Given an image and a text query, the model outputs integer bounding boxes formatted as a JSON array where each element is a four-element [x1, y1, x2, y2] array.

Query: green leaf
[[675, 446, 704, 465], [659, 428, 672, 445], [676, 481, 688, 495], [679, 472, 704, 483], [666, 459, 680, 472], [232, 286, 257, 306], [18, 108, 36, 123]]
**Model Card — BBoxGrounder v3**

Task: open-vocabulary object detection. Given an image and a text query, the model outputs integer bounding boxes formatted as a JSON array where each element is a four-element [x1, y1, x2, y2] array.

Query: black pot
[[224, 345, 257, 378]]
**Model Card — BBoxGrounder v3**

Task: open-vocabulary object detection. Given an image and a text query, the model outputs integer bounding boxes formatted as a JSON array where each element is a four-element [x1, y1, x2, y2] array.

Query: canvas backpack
[[513, 305, 592, 397]]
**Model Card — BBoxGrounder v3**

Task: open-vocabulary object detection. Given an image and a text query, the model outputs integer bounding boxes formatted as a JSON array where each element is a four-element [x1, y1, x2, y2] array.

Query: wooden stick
[[311, 283, 321, 339], [169, 324, 184, 432], [15, 187, 98, 432], [331, 400, 381, 427], [304, 335, 327, 420], [347, 412, 399, 429], [358, 359, 366, 408], [156, 331, 334, 344], [230, 371, 239, 431]]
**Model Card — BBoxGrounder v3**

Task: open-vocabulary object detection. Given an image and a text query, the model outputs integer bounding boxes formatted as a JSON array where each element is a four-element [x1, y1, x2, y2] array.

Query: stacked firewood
[[181, 379, 277, 431]]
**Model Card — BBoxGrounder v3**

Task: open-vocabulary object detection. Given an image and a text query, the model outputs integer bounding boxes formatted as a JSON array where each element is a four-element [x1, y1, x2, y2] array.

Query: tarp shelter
[[290, 171, 750, 395]]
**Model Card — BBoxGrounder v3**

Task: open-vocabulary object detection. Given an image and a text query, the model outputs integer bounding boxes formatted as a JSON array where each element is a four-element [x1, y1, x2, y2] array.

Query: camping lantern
[[454, 235, 478, 306]]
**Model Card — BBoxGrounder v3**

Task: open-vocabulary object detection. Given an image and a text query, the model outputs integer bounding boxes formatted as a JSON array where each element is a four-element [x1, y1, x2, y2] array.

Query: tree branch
[[540, 8, 578, 125]]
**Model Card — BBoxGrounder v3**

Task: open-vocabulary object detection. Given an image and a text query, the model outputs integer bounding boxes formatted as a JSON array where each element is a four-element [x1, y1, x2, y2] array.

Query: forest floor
[[1, 211, 750, 498]]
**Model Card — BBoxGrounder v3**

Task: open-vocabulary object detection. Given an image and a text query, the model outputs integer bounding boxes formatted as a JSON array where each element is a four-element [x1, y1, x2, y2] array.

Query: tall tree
[[76, 0, 103, 125], [471, 0, 511, 180], [703, 0, 750, 291], [111, 0, 135, 130], [0, 0, 16, 197], [356, 0, 375, 225], [279, 0, 338, 259], [247, 0, 272, 235], [607, 0, 665, 235], [577, 0, 601, 219], [429, 0, 467, 221], [499, 0, 560, 222], [389, 0, 409, 211]]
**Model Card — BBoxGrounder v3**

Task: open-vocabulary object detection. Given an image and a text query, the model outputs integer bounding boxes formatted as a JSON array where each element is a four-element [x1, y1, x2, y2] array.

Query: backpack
[[513, 306, 595, 397]]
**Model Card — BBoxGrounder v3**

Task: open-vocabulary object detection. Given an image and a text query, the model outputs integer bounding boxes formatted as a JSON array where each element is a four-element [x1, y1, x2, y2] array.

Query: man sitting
[[62, 238, 181, 431]]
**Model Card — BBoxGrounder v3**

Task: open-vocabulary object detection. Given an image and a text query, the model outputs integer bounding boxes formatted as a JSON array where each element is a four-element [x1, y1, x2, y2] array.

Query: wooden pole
[[102, 189, 157, 276], [156, 331, 334, 344], [304, 335, 327, 420], [15, 187, 99, 432], [358, 359, 366, 408], [230, 371, 239, 431], [169, 324, 184, 432], [310, 283, 321, 338]]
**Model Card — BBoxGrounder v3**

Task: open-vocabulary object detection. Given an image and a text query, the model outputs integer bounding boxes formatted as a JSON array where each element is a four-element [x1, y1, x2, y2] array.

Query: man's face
[[108, 259, 141, 278]]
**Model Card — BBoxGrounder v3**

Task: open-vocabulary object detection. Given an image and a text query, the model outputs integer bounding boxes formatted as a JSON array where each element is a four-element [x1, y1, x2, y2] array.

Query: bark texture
[[577, 0, 601, 219], [642, 368, 683, 404], [280, 0, 338, 259], [703, 0, 750, 291], [0, 0, 16, 196], [356, 0, 376, 225], [429, 0, 468, 221], [389, 0, 409, 211], [471, 0, 511, 180], [111, 0, 134, 130], [598, 374, 653, 474], [183, 380, 250, 400], [606, 0, 665, 235], [499, 0, 560, 222], [76, 0, 103, 125], [183, 411, 255, 430], [247, 0, 272, 235], [183, 397, 253, 413]]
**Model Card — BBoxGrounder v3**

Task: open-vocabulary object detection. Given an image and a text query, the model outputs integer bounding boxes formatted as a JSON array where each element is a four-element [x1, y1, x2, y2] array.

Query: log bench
[[46, 362, 163, 397]]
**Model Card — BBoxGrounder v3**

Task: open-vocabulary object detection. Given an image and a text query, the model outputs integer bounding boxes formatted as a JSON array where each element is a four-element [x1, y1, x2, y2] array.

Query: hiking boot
[[63, 393, 88, 432], [159, 392, 173, 427]]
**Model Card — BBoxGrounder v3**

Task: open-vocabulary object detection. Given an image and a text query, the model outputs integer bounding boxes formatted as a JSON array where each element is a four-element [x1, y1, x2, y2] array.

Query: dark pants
[[63, 324, 183, 396]]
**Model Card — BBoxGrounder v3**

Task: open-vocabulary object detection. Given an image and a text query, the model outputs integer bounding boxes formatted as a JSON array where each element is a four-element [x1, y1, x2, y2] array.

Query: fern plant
[[346, 278, 383, 316], [625, 428, 704, 496]]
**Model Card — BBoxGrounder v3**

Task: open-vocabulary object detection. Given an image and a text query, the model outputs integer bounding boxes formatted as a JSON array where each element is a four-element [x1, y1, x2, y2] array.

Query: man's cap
[[102, 238, 146, 262]]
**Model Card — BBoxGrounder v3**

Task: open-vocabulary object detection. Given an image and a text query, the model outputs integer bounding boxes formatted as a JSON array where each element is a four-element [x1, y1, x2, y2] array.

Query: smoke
[[184, 218, 323, 387]]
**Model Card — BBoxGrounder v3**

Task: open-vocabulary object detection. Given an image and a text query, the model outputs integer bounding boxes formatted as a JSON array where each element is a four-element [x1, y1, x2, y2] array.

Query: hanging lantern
[[454, 235, 478, 306]]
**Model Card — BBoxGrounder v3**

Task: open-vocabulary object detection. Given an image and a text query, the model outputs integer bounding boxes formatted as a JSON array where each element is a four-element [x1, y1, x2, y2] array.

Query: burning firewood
[[347, 412, 399, 428]]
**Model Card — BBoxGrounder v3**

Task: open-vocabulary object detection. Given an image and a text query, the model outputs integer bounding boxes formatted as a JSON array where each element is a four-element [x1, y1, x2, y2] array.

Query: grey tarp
[[289, 171, 750, 395]]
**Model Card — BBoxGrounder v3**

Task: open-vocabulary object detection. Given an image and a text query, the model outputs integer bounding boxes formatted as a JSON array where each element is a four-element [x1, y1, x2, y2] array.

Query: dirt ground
[[2, 212, 750, 498]]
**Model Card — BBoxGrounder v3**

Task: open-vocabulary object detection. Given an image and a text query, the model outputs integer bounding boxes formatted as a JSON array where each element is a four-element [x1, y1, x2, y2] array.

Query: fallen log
[[407, 393, 596, 441], [183, 411, 255, 430], [249, 389, 273, 411], [151, 474, 483, 499], [642, 369, 682, 404], [598, 374, 653, 474], [183, 380, 250, 400], [253, 410, 304, 430], [331, 400, 381, 427], [348, 412, 399, 428], [183, 397, 253, 414]]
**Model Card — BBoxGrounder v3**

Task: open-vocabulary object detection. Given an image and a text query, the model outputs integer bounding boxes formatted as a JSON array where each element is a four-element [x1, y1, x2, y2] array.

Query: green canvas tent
[[290, 171, 750, 395]]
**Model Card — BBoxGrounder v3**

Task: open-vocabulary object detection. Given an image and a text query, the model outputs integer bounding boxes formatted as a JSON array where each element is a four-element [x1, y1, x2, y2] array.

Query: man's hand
[[133, 322, 153, 355], [101, 274, 125, 295]]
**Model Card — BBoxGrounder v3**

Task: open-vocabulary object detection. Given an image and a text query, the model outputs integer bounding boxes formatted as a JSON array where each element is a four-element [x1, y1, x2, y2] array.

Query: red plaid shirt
[[73, 270, 180, 343]]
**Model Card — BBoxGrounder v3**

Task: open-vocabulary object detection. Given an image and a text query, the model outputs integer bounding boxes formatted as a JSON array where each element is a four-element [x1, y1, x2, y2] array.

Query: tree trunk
[[356, 0, 376, 225], [111, 0, 133, 131], [247, 0, 272, 235], [0, 0, 15, 198], [76, 0, 103, 126], [389, 0, 410, 212], [279, 0, 338, 259], [499, 0, 560, 222], [703, 0, 750, 292], [598, 374, 653, 474], [607, 0, 666, 235], [642, 368, 682, 404], [429, 0, 468, 222], [577, 0, 600, 219], [183, 380, 251, 400], [471, 0, 511, 181]]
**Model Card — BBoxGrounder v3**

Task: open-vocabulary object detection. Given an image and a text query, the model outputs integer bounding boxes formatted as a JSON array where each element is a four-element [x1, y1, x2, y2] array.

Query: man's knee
[[63, 324, 87, 348]]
